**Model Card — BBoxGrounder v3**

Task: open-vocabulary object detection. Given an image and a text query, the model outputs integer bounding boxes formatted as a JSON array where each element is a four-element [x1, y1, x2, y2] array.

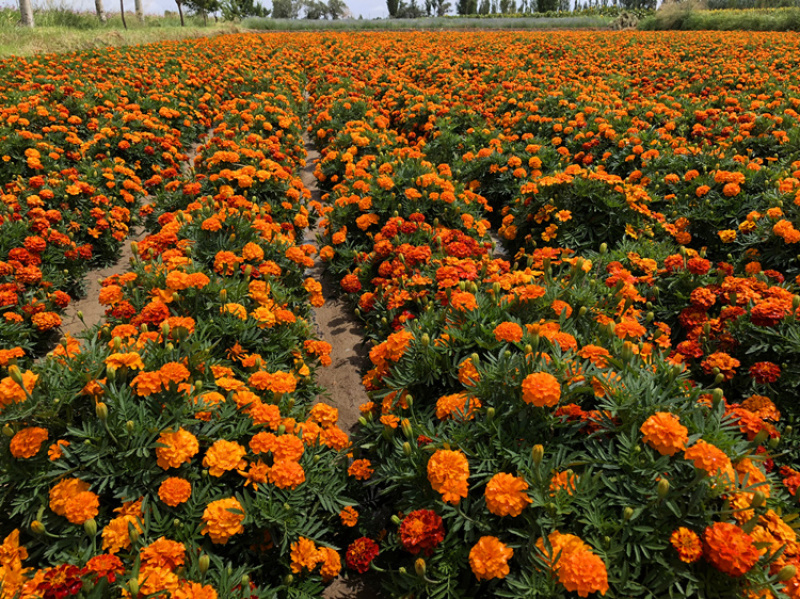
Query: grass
[[0, 7, 233, 56], [242, 15, 614, 30], [639, 4, 800, 29]]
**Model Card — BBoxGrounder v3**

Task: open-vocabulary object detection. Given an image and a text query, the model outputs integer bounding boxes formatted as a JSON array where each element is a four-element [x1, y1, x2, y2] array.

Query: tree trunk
[[19, 0, 34, 27], [95, 0, 107, 22], [176, 0, 185, 25], [120, 0, 127, 28], [134, 0, 144, 23]]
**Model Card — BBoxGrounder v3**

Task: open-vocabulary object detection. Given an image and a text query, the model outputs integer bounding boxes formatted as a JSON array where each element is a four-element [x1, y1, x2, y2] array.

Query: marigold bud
[[31, 520, 45, 534], [752, 429, 768, 446], [401, 419, 412, 439], [244, 265, 253, 277], [96, 402, 108, 421], [358, 417, 368, 427], [2, 424, 14, 438], [241, 574, 250, 586], [486, 407, 495, 422], [126, 420, 135, 432], [128, 579, 139, 595], [220, 289, 227, 302], [199, 554, 210, 574], [532, 444, 544, 466], [623, 507, 634, 521], [403, 442, 412, 456], [778, 565, 797, 582], [415, 558, 426, 577], [84, 518, 97, 537], [751, 490, 766, 509], [599, 243, 608, 255], [657, 478, 670, 498], [8, 365, 23, 385]]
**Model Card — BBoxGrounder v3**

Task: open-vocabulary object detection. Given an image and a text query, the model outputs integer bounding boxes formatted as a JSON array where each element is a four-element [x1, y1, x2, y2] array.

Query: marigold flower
[[427, 449, 470, 505], [701, 351, 740, 380], [140, 537, 186, 571], [64, 491, 100, 524], [158, 477, 192, 507], [203, 439, 247, 477], [318, 546, 342, 581], [557, 549, 609, 597], [436, 393, 481, 421], [102, 514, 142, 554], [485, 473, 532, 517], [173, 582, 218, 599], [340, 506, 359, 527], [309, 403, 339, 428], [346, 537, 379, 573], [684, 439, 734, 481], [269, 459, 306, 489], [9, 426, 48, 459], [49, 478, 90, 516], [348, 458, 374, 481], [469, 536, 513, 581], [48, 439, 70, 461], [549, 470, 577, 496], [703, 522, 760, 577], [749, 362, 781, 384], [670, 527, 702, 563], [494, 321, 523, 343], [85, 553, 125, 583], [290, 536, 322, 574], [521, 372, 561, 407], [399, 509, 445, 556], [535, 531, 589, 570], [155, 428, 199, 470], [640, 412, 688, 456], [201, 497, 245, 544]]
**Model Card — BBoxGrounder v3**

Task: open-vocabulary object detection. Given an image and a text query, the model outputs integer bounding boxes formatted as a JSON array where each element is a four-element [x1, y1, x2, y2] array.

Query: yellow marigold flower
[[485, 473, 532, 517], [640, 412, 688, 456], [468, 536, 513, 581], [9, 426, 48, 459], [155, 428, 199, 470], [521, 372, 561, 407], [427, 449, 470, 505], [203, 439, 247, 477], [158, 477, 192, 507], [201, 497, 245, 544]]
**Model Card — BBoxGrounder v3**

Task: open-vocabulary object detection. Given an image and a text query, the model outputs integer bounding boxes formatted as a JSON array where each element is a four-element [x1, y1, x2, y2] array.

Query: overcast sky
[[29, 0, 391, 20]]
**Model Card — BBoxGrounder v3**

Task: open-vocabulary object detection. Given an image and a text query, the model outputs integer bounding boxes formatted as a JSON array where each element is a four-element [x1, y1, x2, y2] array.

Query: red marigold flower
[[398, 509, 445, 556], [703, 522, 760, 577], [37, 564, 85, 599], [749, 361, 781, 384], [670, 528, 702, 563], [346, 537, 379, 573], [85, 553, 124, 583]]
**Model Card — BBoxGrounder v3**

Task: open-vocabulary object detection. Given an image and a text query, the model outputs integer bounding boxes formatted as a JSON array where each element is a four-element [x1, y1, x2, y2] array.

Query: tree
[[387, 0, 400, 16], [456, 0, 468, 13], [176, 0, 185, 25], [221, 0, 269, 20], [184, 0, 221, 23], [272, 0, 298, 17], [327, 0, 349, 18], [434, 0, 451, 14], [19, 0, 34, 26], [303, 0, 327, 17], [120, 0, 127, 28], [95, 0, 107, 23], [478, 0, 490, 12], [135, 0, 145, 22]]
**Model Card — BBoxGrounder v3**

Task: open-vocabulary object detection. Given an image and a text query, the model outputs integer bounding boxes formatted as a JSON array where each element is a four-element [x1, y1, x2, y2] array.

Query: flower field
[[2, 30, 800, 599]]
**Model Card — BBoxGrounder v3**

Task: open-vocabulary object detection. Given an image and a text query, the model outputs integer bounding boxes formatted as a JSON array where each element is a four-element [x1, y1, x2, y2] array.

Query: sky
[[35, 0, 391, 20]]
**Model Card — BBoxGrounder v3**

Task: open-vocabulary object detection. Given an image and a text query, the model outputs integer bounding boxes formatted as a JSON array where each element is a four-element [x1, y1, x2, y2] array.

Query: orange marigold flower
[[468, 536, 513, 581], [427, 449, 470, 505], [64, 491, 100, 524], [521, 372, 561, 407], [494, 322, 523, 343], [9, 426, 48, 459], [348, 458, 374, 481], [49, 478, 90, 516], [173, 582, 218, 599], [535, 531, 589, 570], [458, 358, 481, 387], [269, 459, 306, 489], [684, 439, 734, 481], [701, 352, 740, 381], [155, 428, 199, 470], [318, 546, 342, 581], [436, 393, 481, 421], [340, 506, 359, 527], [640, 412, 688, 456], [290, 536, 322, 574], [131, 370, 163, 396], [703, 522, 760, 577], [549, 470, 577, 496], [201, 497, 245, 544], [309, 403, 339, 428], [557, 548, 609, 597], [203, 439, 247, 477], [159, 361, 191, 386], [485, 473, 532, 517], [105, 352, 145, 370], [140, 537, 185, 571], [670, 527, 702, 563], [48, 439, 70, 461], [158, 477, 192, 507], [102, 514, 142, 554]]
